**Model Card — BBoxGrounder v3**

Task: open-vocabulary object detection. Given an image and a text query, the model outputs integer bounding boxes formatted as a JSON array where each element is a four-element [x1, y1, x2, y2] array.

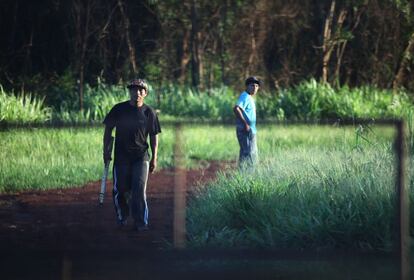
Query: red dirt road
[[0, 162, 227, 253]]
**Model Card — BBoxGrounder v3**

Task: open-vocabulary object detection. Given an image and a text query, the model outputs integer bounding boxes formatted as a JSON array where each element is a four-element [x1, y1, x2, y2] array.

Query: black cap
[[245, 76, 261, 86]]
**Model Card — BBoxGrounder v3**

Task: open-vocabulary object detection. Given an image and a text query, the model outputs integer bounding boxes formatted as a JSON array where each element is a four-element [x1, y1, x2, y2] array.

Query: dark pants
[[113, 161, 149, 227], [236, 128, 258, 169]]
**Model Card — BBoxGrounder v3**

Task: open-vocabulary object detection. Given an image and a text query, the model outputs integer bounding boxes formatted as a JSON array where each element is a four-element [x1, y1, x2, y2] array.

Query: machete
[[99, 136, 114, 206]]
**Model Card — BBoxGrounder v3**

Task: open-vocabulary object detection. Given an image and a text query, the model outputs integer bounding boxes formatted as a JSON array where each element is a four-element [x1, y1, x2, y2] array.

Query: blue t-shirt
[[236, 91, 256, 134]]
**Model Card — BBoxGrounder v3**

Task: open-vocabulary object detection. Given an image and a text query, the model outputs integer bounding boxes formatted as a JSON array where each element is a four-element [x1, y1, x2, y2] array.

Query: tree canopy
[[1, 0, 413, 97]]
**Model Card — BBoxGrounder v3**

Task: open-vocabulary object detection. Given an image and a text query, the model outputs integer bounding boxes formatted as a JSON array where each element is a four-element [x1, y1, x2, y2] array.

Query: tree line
[[0, 0, 413, 110]]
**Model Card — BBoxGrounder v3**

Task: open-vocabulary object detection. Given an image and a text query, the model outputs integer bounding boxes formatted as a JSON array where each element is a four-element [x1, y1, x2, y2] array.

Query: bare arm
[[233, 105, 250, 132], [149, 134, 158, 173], [103, 125, 114, 164]]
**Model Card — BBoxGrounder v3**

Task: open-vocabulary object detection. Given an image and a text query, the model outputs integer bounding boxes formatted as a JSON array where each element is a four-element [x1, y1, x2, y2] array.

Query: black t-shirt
[[103, 101, 161, 164]]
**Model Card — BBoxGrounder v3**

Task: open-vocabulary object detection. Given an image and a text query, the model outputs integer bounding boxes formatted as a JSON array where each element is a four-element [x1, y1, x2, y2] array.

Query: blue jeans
[[236, 128, 258, 168], [113, 161, 149, 227]]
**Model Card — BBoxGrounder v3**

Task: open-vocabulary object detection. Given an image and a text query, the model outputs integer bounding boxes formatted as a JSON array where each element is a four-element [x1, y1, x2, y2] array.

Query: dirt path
[[0, 161, 228, 253]]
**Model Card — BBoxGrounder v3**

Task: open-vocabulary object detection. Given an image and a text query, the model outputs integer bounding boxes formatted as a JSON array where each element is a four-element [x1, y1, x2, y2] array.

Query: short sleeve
[[148, 108, 161, 136], [103, 105, 118, 128], [236, 92, 249, 110]]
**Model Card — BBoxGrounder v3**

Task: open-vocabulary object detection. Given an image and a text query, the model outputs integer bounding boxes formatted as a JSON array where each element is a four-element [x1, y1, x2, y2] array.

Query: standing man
[[103, 79, 161, 232], [233, 76, 260, 168]]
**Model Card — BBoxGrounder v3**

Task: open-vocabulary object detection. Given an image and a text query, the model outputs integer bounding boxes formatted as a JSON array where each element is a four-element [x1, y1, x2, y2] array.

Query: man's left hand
[[150, 158, 157, 173]]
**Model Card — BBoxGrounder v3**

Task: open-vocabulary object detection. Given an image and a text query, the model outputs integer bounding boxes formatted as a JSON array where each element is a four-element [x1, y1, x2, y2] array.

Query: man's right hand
[[245, 123, 251, 132]]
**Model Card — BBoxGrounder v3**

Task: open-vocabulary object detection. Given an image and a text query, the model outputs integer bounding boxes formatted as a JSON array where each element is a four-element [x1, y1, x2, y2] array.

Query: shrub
[[0, 85, 51, 123]]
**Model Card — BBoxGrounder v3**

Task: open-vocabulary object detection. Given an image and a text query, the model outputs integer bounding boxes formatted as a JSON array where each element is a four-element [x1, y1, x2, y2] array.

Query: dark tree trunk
[[191, 0, 201, 88], [22, 27, 34, 82], [117, 0, 138, 75], [393, 31, 414, 92], [78, 67, 84, 112], [219, 1, 228, 84], [179, 29, 191, 84], [322, 0, 336, 83], [72, 0, 92, 112], [333, 8, 347, 86]]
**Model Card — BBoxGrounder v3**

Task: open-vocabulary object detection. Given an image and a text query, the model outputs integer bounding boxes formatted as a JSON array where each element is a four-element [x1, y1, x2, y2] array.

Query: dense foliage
[[0, 0, 413, 103], [261, 79, 414, 120], [1, 80, 413, 124]]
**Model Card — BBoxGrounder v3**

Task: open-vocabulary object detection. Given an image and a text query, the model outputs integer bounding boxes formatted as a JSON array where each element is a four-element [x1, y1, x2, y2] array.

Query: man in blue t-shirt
[[233, 76, 260, 168]]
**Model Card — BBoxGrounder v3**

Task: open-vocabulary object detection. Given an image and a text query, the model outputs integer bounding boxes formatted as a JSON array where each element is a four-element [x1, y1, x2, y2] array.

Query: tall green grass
[[54, 80, 131, 123], [4, 79, 413, 124], [187, 143, 413, 251], [157, 85, 235, 120], [265, 79, 413, 120], [0, 85, 51, 123], [53, 83, 236, 122], [76, 80, 414, 122]]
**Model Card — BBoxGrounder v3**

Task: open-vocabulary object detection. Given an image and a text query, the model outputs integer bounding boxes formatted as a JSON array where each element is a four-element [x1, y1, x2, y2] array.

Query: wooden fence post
[[174, 123, 187, 248], [395, 120, 410, 280]]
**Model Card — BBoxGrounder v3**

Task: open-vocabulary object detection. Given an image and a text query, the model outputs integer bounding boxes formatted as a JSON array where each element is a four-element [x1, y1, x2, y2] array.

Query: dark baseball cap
[[245, 76, 261, 86], [127, 79, 148, 90]]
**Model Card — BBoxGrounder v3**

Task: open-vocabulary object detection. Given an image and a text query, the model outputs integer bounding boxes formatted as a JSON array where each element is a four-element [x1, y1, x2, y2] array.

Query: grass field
[[187, 146, 405, 250], [1, 123, 412, 251], [0, 124, 394, 192], [182, 124, 413, 251]]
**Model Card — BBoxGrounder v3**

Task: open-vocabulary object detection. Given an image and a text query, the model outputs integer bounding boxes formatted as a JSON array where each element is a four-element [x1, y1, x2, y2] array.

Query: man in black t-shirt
[[103, 79, 161, 232]]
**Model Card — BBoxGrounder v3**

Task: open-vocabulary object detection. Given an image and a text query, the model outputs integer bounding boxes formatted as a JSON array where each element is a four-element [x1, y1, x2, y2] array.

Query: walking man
[[233, 76, 260, 168], [103, 79, 161, 231]]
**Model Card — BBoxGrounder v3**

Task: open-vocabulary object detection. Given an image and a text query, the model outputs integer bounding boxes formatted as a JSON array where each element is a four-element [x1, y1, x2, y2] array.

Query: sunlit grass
[[187, 140, 413, 251], [0, 124, 396, 194], [0, 86, 51, 123]]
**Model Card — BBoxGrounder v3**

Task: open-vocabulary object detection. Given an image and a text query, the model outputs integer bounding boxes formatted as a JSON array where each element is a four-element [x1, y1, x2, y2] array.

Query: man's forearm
[[103, 126, 114, 162], [233, 106, 248, 127], [150, 134, 158, 160], [103, 126, 113, 151]]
